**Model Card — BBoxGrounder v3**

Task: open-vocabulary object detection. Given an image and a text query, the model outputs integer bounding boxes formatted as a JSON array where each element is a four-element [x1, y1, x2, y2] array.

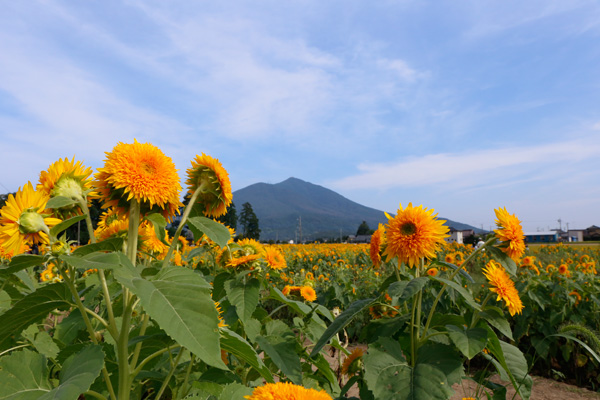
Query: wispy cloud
[[331, 138, 600, 190]]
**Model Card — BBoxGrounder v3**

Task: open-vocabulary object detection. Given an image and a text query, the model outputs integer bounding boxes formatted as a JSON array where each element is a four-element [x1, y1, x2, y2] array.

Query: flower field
[[0, 140, 598, 400]]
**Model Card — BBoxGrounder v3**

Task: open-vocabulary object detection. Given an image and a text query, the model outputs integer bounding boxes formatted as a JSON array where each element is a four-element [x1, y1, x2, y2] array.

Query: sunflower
[[0, 182, 61, 255], [444, 253, 455, 264], [37, 157, 94, 217], [185, 153, 232, 218], [558, 264, 570, 276], [382, 203, 449, 268], [426, 267, 439, 277], [263, 247, 286, 270], [482, 260, 524, 316], [94, 140, 182, 219], [569, 290, 582, 306], [300, 286, 317, 302], [521, 256, 535, 267], [493, 207, 525, 262], [245, 382, 332, 400], [369, 223, 385, 268], [341, 348, 364, 375], [237, 238, 264, 256]]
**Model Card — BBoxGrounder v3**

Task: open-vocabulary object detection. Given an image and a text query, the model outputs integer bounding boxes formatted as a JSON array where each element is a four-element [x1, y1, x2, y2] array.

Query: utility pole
[[558, 218, 562, 231], [297, 216, 303, 244]]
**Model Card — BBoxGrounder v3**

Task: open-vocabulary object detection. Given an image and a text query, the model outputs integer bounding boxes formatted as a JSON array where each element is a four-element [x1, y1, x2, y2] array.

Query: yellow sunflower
[[94, 140, 182, 219], [263, 246, 287, 270], [382, 203, 449, 268], [37, 157, 94, 217], [427, 267, 439, 277], [300, 285, 317, 302], [482, 260, 524, 316], [369, 223, 385, 268], [493, 207, 525, 262], [245, 382, 332, 400], [185, 153, 232, 218], [341, 348, 364, 376], [0, 182, 61, 255]]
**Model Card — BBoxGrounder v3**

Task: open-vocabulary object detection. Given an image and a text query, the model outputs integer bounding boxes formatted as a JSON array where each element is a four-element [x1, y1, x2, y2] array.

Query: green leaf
[[219, 383, 254, 400], [32, 331, 60, 359], [486, 246, 517, 277], [478, 306, 514, 340], [431, 277, 481, 311], [255, 335, 302, 385], [388, 277, 429, 305], [225, 278, 259, 324], [187, 216, 231, 248], [49, 215, 86, 238], [39, 345, 104, 400], [310, 297, 376, 358], [549, 333, 600, 364], [72, 238, 124, 256], [0, 349, 52, 398], [0, 254, 45, 276], [60, 252, 123, 271], [45, 196, 78, 210], [114, 265, 226, 369], [0, 283, 71, 347], [485, 330, 532, 400], [220, 327, 273, 382], [431, 260, 474, 282], [269, 287, 313, 316], [446, 325, 488, 359], [363, 338, 463, 400], [0, 290, 11, 313], [145, 213, 167, 242]]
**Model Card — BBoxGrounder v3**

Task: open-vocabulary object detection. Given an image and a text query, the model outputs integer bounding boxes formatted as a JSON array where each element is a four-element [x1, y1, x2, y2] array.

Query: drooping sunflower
[[369, 223, 386, 268], [382, 203, 449, 268], [185, 153, 232, 218], [37, 157, 94, 217], [493, 207, 525, 262], [482, 260, 524, 316], [94, 140, 182, 219], [263, 246, 287, 270], [245, 382, 332, 400], [0, 182, 61, 255], [341, 348, 364, 376]]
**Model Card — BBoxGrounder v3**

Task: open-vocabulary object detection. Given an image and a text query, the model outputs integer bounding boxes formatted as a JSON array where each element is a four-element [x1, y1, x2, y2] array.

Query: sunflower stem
[[58, 261, 117, 400], [154, 347, 185, 400], [421, 236, 496, 340], [162, 185, 204, 268]]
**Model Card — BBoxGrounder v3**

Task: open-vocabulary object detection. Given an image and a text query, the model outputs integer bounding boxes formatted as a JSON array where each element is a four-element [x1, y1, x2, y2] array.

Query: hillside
[[232, 177, 484, 242]]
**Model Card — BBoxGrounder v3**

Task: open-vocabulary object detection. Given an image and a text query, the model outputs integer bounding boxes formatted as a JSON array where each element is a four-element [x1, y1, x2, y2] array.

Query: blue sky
[[1, 1, 599, 232]]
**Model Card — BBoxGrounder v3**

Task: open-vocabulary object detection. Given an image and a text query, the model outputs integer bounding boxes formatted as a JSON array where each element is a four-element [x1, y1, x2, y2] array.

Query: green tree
[[356, 220, 371, 236], [217, 202, 238, 231], [0, 192, 15, 209], [239, 202, 260, 240]]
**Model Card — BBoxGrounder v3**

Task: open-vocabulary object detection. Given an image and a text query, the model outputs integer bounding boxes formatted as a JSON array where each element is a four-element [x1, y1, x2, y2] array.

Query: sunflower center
[[399, 222, 417, 236], [141, 162, 156, 175]]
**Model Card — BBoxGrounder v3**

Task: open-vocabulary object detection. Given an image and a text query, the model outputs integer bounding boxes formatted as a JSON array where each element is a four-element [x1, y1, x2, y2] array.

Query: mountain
[[232, 177, 484, 242]]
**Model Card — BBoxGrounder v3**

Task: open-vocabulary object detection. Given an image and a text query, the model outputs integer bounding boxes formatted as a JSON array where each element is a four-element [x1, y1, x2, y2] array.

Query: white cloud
[[331, 138, 600, 190]]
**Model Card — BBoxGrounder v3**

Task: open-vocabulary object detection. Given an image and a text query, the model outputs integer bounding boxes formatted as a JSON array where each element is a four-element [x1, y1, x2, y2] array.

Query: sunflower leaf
[[46, 196, 78, 210], [187, 216, 230, 248]]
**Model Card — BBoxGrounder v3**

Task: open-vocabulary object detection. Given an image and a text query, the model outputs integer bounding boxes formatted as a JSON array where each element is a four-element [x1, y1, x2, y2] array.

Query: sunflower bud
[[19, 209, 48, 234], [52, 175, 86, 203]]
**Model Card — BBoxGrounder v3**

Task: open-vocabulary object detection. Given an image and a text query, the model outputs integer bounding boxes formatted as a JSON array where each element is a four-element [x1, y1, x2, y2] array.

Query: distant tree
[[0, 192, 15, 209], [239, 202, 260, 240], [356, 220, 371, 236], [217, 202, 238, 231]]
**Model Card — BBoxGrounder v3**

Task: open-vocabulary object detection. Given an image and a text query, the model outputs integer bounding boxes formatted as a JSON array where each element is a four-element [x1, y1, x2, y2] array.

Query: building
[[445, 229, 464, 244], [524, 231, 559, 243]]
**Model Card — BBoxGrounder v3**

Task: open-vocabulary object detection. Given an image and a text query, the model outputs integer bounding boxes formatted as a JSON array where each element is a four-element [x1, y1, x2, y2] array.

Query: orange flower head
[[94, 140, 182, 219], [482, 260, 524, 316], [369, 223, 386, 268], [0, 182, 61, 255], [427, 267, 439, 277], [300, 285, 317, 302], [245, 382, 332, 400], [186, 153, 232, 218], [493, 207, 525, 262], [382, 203, 449, 267], [263, 246, 287, 270]]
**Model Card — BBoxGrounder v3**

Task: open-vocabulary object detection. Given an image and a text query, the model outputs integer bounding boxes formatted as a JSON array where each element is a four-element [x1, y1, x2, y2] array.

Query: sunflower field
[[0, 140, 598, 400]]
